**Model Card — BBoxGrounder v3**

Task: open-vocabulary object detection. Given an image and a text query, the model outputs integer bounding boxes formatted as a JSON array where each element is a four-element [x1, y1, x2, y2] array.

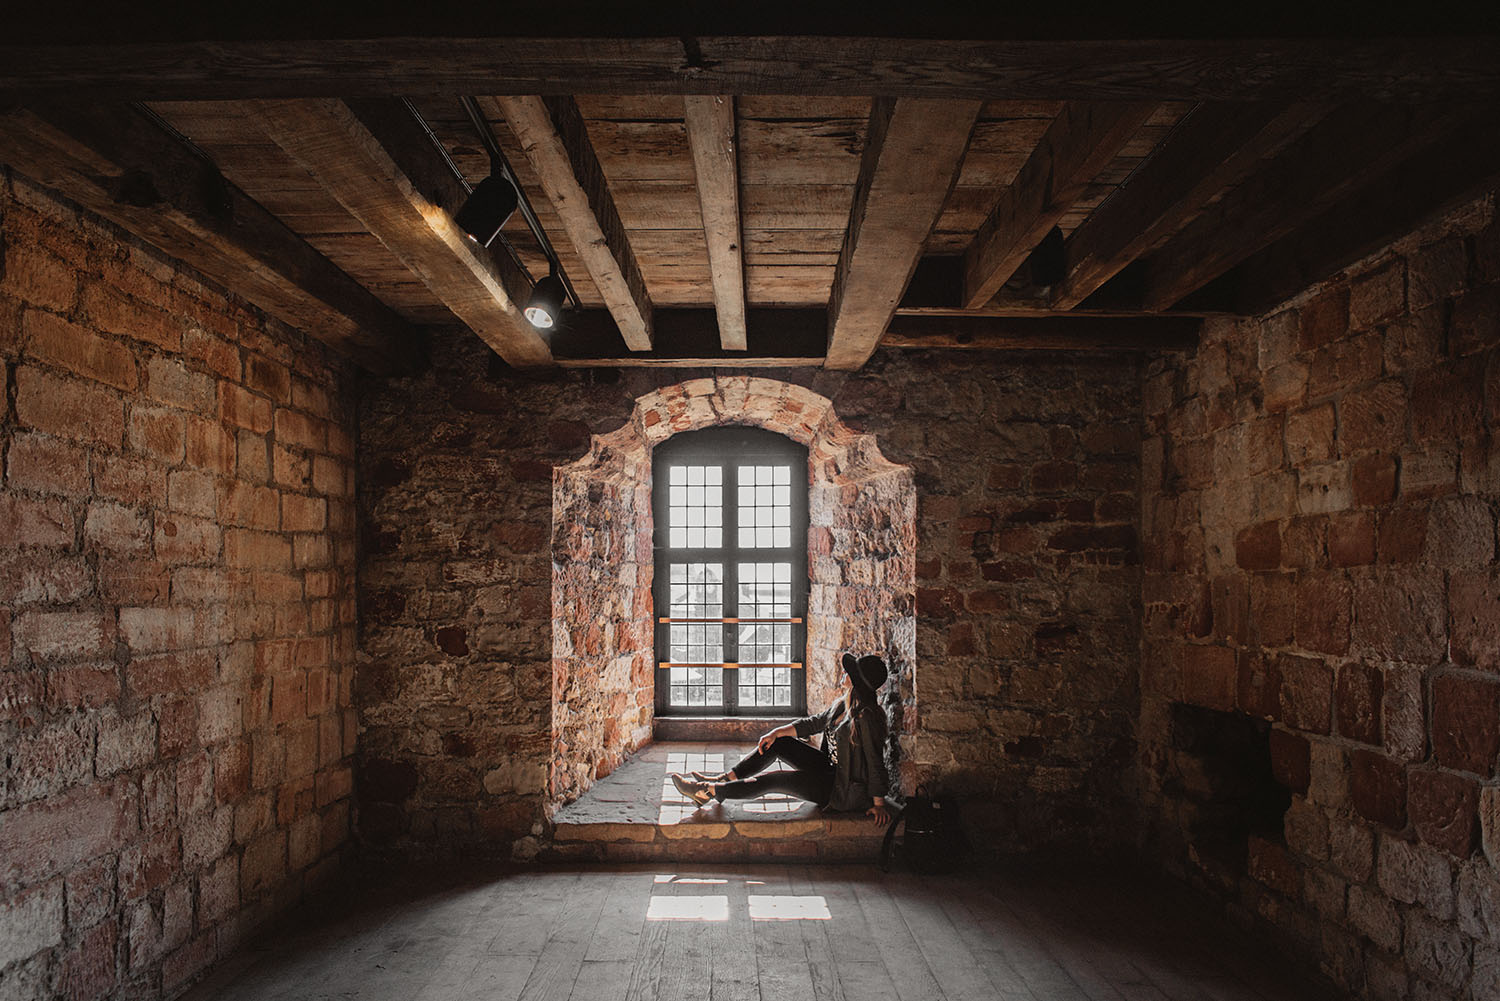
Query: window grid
[[667, 562, 723, 707], [736, 561, 793, 707], [737, 465, 792, 549], [667, 465, 723, 549], [654, 429, 807, 717]]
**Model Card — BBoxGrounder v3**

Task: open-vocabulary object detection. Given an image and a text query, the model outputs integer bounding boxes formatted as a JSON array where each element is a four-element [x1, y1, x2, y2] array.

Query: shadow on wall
[[543, 377, 917, 821]]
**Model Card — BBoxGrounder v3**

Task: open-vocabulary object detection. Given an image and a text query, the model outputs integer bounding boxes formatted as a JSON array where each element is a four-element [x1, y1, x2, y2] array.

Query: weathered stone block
[[1484, 785, 1500, 868], [1409, 769, 1479, 858], [1457, 861, 1500, 941], [1181, 645, 1237, 711], [1351, 750, 1407, 829], [1278, 654, 1333, 735], [1348, 883, 1402, 953], [1350, 567, 1446, 664], [1335, 661, 1383, 746], [1235, 520, 1281, 571], [1431, 674, 1500, 777], [1294, 574, 1350, 656], [1451, 571, 1500, 671], [1339, 380, 1407, 456], [1269, 728, 1310, 794], [1404, 909, 1469, 989], [1379, 836, 1455, 918]]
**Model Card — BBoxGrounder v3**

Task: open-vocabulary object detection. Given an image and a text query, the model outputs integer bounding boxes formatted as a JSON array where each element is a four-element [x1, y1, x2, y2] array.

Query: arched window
[[652, 427, 808, 717]]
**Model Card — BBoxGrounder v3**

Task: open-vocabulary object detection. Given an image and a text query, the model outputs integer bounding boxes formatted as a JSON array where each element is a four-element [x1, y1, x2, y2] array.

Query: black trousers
[[714, 736, 833, 806]]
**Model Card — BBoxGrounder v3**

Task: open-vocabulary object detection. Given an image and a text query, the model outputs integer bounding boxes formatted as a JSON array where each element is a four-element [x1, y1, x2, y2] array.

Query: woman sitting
[[669, 653, 893, 826]]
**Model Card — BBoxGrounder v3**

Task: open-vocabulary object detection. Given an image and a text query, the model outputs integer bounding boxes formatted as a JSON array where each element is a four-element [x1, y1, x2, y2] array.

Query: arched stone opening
[[549, 377, 916, 816]]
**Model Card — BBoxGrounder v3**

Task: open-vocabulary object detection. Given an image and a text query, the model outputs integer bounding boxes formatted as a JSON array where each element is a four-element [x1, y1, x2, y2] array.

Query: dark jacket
[[792, 697, 890, 811]]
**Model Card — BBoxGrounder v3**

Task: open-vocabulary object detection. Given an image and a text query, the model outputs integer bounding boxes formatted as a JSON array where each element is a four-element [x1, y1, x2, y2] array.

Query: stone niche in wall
[[548, 377, 917, 815], [1165, 702, 1293, 886]]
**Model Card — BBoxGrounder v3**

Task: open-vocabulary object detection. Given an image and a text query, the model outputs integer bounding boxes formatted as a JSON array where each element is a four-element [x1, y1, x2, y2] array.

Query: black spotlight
[[455, 174, 519, 248], [525, 272, 567, 330]]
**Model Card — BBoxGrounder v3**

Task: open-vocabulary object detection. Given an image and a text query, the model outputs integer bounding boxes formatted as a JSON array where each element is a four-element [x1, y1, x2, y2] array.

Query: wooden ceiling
[[2, 14, 1499, 374]]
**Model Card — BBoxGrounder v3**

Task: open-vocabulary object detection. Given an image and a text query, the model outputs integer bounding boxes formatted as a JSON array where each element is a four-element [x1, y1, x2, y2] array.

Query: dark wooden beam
[[963, 102, 1157, 308], [1138, 103, 1477, 312], [683, 95, 747, 352], [883, 314, 1199, 352], [826, 98, 982, 370], [1049, 102, 1325, 310], [548, 308, 825, 367], [251, 98, 552, 368], [0, 102, 420, 374], [489, 95, 653, 351], [1226, 117, 1500, 315], [4, 37, 1498, 102]]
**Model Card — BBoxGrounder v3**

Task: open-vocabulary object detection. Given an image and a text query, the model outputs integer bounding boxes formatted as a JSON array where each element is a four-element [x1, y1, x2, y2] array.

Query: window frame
[[651, 426, 809, 718]]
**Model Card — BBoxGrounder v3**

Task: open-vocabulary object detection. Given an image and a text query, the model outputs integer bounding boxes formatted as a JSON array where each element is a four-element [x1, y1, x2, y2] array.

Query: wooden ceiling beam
[[0, 102, 421, 374], [1138, 103, 1476, 312], [683, 95, 747, 351], [2, 37, 1499, 102], [963, 102, 1157, 308], [825, 98, 982, 370], [250, 98, 552, 368], [489, 95, 653, 351], [1049, 102, 1326, 310], [1225, 114, 1500, 315], [883, 314, 1200, 352]]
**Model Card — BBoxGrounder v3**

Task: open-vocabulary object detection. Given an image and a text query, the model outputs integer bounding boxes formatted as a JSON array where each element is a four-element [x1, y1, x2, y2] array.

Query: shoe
[[690, 770, 730, 783], [670, 773, 714, 806]]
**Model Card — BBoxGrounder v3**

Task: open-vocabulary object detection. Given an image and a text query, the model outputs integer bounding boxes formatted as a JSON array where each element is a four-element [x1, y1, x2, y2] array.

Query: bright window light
[[647, 896, 730, 922], [747, 895, 832, 921]]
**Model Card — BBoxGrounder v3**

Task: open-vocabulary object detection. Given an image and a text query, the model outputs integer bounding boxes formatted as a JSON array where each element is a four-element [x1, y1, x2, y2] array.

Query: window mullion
[[723, 461, 740, 714]]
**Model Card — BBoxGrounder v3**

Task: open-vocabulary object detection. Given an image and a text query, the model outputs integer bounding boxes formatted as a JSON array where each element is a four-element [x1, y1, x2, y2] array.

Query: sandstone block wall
[[1140, 193, 1500, 1000], [359, 330, 1142, 856], [0, 171, 359, 1000]]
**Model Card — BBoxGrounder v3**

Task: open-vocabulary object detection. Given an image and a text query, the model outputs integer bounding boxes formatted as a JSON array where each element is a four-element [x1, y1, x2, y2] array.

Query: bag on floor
[[879, 785, 969, 873]]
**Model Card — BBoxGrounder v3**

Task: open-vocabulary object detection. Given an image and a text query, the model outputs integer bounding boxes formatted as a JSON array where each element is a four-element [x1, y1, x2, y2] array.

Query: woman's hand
[[757, 724, 789, 753], [867, 799, 893, 826]]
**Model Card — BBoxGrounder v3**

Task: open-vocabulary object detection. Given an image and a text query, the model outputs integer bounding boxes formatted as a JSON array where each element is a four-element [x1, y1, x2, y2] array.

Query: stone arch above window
[[549, 376, 916, 815]]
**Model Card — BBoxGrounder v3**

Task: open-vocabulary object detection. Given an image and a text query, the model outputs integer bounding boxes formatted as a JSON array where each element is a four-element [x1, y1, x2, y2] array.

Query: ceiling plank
[[825, 98, 982, 370], [0, 102, 421, 374], [1138, 103, 1476, 312], [1225, 114, 1500, 315], [883, 314, 1199, 352], [550, 307, 824, 367], [1049, 102, 1325, 310], [683, 95, 747, 351], [489, 95, 653, 351], [2, 37, 1499, 102], [962, 101, 1157, 308], [250, 98, 552, 368]]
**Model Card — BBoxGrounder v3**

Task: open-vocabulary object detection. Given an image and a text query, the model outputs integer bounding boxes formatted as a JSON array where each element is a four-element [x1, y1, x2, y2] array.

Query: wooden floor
[[183, 860, 1336, 1001]]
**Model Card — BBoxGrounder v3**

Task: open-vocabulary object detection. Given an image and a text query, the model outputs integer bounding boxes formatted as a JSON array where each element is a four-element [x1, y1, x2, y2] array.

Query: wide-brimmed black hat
[[840, 653, 888, 694]]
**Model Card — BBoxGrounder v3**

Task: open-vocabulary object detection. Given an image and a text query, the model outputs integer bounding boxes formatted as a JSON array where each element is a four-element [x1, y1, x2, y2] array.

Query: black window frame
[[651, 426, 809, 718]]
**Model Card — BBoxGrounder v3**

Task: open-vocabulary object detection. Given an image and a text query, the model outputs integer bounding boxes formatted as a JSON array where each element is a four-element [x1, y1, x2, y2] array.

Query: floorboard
[[178, 860, 1348, 1001]]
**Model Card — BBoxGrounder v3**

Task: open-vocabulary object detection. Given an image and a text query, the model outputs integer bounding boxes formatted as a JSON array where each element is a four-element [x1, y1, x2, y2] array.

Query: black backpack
[[879, 785, 969, 873]]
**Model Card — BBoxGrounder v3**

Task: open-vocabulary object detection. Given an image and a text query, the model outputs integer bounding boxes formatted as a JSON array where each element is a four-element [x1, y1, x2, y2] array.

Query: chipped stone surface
[[1139, 190, 1500, 1001]]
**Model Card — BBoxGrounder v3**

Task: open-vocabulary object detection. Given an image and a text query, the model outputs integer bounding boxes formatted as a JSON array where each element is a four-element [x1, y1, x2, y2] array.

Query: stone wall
[[359, 330, 1142, 856], [0, 171, 359, 1000], [1139, 192, 1500, 1000]]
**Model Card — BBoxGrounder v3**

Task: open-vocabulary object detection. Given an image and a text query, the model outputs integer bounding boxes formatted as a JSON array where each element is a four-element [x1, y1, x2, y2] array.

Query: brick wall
[[1140, 192, 1500, 1000], [0, 171, 359, 1000], [359, 329, 1142, 855]]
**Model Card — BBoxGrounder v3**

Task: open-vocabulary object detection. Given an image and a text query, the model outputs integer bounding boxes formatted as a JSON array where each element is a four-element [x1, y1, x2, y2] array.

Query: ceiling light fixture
[[524, 271, 567, 330], [454, 172, 519, 248]]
